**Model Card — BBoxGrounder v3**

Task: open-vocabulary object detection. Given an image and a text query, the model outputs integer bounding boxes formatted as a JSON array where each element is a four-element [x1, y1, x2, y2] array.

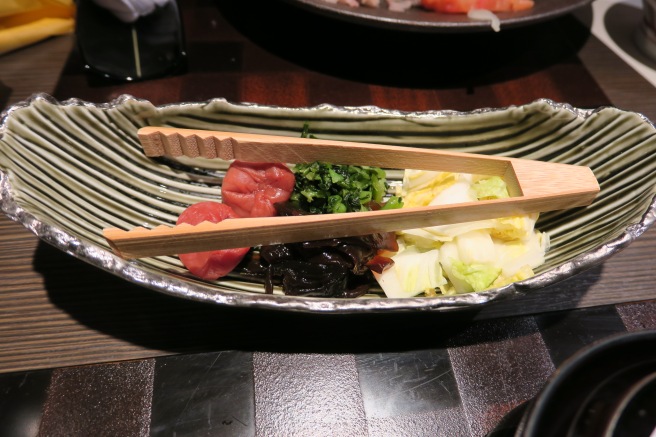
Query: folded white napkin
[[92, 0, 170, 23]]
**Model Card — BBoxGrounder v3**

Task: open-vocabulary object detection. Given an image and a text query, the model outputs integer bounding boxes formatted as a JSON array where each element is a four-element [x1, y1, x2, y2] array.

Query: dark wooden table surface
[[0, 1, 655, 436]]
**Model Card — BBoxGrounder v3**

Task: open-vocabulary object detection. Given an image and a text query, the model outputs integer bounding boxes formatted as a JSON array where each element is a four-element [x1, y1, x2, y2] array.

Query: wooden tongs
[[103, 127, 600, 259]]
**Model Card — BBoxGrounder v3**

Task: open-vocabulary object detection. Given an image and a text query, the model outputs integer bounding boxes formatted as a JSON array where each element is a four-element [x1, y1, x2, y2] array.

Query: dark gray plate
[[282, 0, 592, 32]]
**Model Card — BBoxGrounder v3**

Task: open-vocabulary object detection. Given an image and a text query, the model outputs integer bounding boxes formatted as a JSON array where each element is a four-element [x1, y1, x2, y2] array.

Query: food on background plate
[[319, 0, 534, 13], [318, 0, 534, 31], [320, 0, 418, 10], [420, 0, 534, 13]]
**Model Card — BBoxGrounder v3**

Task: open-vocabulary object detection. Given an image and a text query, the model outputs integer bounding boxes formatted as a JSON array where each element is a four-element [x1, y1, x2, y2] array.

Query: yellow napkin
[[0, 0, 75, 55]]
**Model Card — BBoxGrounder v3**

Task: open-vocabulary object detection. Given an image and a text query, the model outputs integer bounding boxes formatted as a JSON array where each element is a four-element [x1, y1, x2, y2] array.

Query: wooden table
[[0, 1, 655, 435]]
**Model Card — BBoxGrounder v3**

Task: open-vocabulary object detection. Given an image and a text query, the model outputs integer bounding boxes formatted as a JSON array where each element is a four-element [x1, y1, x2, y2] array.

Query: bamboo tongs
[[103, 127, 600, 259]]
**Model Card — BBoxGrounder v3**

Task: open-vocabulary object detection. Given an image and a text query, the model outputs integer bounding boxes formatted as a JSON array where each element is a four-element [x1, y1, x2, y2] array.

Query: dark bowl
[[516, 330, 656, 437]]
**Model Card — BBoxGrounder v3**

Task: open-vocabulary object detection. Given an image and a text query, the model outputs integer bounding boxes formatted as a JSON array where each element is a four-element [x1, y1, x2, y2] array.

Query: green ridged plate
[[1, 94, 654, 313]]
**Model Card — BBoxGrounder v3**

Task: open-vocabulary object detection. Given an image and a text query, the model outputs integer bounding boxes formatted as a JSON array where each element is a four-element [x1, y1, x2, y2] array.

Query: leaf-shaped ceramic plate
[[1, 94, 655, 313]]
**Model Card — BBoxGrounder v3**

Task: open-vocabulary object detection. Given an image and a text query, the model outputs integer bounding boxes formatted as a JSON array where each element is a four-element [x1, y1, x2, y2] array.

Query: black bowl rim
[[518, 329, 656, 436]]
